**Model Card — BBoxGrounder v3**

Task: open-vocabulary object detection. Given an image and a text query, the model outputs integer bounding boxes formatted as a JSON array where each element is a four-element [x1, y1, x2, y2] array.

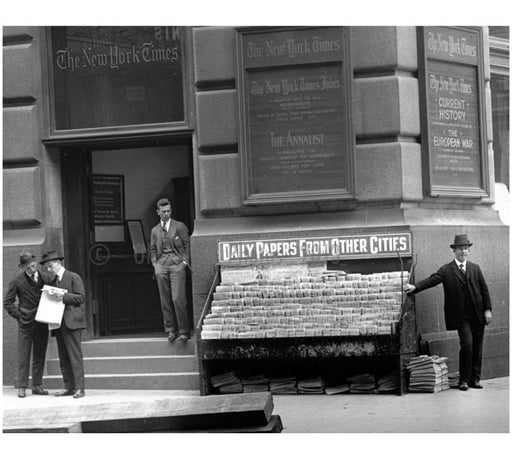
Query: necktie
[[31, 273, 37, 283], [459, 264, 465, 274]]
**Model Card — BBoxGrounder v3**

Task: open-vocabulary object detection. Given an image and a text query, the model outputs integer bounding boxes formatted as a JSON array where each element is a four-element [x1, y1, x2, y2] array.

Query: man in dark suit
[[150, 198, 191, 343], [4, 252, 53, 398], [405, 234, 492, 391], [40, 251, 86, 398]]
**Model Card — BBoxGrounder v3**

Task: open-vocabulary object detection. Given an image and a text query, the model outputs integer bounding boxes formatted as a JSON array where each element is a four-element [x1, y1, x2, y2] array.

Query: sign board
[[218, 232, 412, 264], [92, 175, 125, 225], [419, 26, 488, 197], [236, 27, 354, 204]]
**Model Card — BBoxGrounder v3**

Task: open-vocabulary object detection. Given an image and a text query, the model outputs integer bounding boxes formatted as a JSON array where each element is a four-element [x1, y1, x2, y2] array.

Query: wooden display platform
[[3, 392, 281, 433]]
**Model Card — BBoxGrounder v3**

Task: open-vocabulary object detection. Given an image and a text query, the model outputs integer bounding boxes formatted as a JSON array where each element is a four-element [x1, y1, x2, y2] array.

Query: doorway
[[62, 143, 195, 338]]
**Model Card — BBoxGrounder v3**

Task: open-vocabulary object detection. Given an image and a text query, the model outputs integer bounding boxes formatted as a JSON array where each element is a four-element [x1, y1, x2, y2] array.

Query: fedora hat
[[39, 250, 64, 265], [18, 251, 36, 268], [450, 234, 473, 249]]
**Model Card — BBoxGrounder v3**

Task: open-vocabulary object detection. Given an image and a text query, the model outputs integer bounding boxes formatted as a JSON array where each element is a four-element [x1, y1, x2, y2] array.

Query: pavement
[[2, 377, 509, 434]]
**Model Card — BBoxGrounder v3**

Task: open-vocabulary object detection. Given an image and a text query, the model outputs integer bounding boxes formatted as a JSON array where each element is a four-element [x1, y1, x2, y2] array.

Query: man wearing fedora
[[40, 250, 86, 398], [4, 251, 53, 398], [405, 234, 492, 391]]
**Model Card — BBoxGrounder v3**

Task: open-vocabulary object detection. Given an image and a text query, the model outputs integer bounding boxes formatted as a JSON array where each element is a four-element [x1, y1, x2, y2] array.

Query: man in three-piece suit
[[405, 234, 492, 391], [150, 198, 191, 343], [40, 251, 87, 398], [3, 252, 53, 398]]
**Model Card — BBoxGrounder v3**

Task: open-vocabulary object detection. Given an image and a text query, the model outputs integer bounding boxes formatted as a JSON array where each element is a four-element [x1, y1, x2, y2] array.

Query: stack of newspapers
[[210, 371, 243, 394], [347, 373, 377, 393], [448, 371, 460, 388], [376, 369, 400, 393], [241, 374, 269, 392], [323, 379, 350, 395], [269, 376, 297, 394], [407, 355, 449, 393], [297, 376, 325, 394]]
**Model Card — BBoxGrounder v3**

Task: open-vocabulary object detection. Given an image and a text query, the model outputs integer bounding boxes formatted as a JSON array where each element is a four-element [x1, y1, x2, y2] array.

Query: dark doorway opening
[[61, 142, 195, 338]]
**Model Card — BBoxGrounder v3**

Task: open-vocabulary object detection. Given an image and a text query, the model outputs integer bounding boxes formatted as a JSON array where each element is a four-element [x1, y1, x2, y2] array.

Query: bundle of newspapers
[[210, 371, 243, 394], [241, 374, 269, 392], [269, 376, 297, 394], [297, 376, 325, 394], [323, 378, 350, 395], [376, 369, 400, 393], [347, 373, 377, 393], [407, 355, 449, 393], [448, 371, 460, 388]]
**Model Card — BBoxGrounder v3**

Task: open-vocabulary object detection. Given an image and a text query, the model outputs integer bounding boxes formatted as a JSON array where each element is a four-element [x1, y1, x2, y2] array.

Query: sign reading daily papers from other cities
[[218, 233, 412, 264]]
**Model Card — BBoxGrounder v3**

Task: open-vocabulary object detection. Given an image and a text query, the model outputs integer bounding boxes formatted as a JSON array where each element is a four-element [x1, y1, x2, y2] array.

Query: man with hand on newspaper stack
[[4, 251, 54, 398], [40, 251, 87, 399], [404, 235, 492, 391]]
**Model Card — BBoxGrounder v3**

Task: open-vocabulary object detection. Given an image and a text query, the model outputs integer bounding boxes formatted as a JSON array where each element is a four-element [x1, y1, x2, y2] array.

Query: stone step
[[46, 336, 196, 358], [45, 355, 198, 375], [36, 372, 200, 391]]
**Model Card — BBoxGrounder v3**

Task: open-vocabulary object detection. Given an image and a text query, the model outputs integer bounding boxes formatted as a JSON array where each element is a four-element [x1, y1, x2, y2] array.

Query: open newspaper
[[35, 285, 67, 330]]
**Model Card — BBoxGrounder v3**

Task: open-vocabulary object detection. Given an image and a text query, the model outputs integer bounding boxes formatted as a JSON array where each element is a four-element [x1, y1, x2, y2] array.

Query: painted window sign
[[51, 26, 184, 130]]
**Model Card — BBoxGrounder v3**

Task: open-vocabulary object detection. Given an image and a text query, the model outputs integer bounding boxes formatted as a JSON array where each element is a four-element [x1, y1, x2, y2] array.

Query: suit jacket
[[414, 260, 492, 330], [3, 270, 54, 327], [150, 219, 190, 266], [54, 269, 87, 330]]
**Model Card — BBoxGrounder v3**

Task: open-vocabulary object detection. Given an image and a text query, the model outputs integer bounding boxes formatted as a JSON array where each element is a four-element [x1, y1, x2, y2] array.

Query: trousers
[[457, 319, 485, 384], [17, 321, 49, 388], [155, 260, 189, 335], [54, 321, 85, 390]]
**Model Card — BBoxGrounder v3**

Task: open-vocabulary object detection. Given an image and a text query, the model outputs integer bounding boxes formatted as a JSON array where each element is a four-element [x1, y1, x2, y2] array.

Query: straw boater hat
[[18, 251, 36, 268], [450, 234, 473, 249], [39, 251, 64, 265]]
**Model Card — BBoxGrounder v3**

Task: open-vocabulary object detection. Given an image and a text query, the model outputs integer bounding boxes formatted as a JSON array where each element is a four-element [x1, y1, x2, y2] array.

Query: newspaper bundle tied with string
[[35, 285, 68, 330]]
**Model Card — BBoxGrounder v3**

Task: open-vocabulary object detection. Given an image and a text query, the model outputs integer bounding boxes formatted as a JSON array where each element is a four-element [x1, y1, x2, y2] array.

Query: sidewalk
[[2, 377, 509, 433]]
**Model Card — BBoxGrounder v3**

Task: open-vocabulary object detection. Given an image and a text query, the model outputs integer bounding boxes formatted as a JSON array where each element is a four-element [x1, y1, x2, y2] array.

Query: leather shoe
[[73, 389, 85, 398], [459, 382, 469, 391], [469, 381, 483, 389], [18, 388, 26, 398], [54, 389, 74, 397], [176, 334, 190, 342], [32, 386, 49, 395], [168, 332, 177, 342]]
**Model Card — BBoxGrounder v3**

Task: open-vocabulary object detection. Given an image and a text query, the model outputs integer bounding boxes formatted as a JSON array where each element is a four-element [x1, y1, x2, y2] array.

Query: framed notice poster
[[418, 26, 489, 197], [92, 174, 126, 243], [92, 174, 125, 224], [236, 27, 354, 204]]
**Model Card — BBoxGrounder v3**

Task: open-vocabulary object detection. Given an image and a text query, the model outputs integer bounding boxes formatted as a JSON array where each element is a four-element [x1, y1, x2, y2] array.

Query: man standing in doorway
[[40, 251, 87, 398], [150, 198, 191, 343], [4, 252, 53, 398], [404, 234, 492, 391]]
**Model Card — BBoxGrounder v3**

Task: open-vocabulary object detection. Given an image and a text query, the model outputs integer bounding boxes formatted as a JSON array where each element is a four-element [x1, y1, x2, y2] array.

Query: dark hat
[[450, 234, 473, 249], [39, 251, 64, 265], [18, 251, 36, 268]]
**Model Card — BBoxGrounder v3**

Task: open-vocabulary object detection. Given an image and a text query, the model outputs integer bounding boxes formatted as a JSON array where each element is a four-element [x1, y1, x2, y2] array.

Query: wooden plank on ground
[[177, 415, 284, 433], [3, 423, 82, 433], [3, 393, 273, 433]]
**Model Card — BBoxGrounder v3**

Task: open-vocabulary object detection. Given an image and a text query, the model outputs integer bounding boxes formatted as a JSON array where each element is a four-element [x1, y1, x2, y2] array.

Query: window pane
[[51, 26, 184, 130], [491, 75, 509, 188], [489, 26, 509, 40]]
